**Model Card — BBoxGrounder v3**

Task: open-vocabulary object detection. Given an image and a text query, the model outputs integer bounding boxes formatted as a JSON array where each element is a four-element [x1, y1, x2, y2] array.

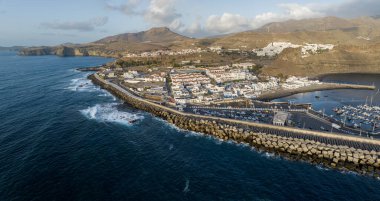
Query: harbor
[[257, 82, 376, 101], [333, 104, 380, 134], [90, 72, 380, 176], [275, 74, 380, 135]]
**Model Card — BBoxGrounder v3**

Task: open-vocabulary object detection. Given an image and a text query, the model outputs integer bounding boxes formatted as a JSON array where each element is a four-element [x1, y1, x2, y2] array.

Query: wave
[[97, 90, 117, 101], [183, 179, 190, 193], [66, 74, 99, 92], [80, 103, 144, 125], [66, 72, 118, 102], [316, 165, 330, 171]]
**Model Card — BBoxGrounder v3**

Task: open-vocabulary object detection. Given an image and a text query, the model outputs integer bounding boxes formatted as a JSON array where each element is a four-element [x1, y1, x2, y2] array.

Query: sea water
[[1, 51, 380, 201]]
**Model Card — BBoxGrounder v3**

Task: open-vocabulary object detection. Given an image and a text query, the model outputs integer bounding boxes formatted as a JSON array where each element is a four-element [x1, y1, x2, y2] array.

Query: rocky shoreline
[[89, 74, 380, 177]]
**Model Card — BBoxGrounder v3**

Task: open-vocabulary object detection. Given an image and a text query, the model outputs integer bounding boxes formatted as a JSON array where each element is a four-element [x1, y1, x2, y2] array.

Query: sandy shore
[[257, 83, 375, 101]]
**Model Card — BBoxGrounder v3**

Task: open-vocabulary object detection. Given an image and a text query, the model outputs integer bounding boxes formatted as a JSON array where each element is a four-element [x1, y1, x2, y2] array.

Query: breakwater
[[257, 83, 375, 101], [90, 74, 380, 176], [76, 67, 102, 72]]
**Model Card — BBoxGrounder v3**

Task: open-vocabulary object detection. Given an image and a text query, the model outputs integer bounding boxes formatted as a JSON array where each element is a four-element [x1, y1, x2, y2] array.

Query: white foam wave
[[66, 74, 99, 92], [340, 170, 359, 176], [183, 179, 190, 193], [80, 103, 144, 125], [255, 150, 281, 160], [97, 90, 117, 101], [316, 165, 330, 171]]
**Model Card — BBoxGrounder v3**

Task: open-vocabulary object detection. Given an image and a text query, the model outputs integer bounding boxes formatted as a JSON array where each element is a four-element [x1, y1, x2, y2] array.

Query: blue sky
[[0, 0, 379, 46]]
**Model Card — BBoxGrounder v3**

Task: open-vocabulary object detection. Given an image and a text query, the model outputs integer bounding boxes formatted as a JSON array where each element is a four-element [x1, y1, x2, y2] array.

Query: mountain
[[19, 16, 380, 76], [196, 16, 380, 76], [95, 27, 189, 44], [20, 27, 194, 57], [255, 17, 357, 33], [205, 16, 380, 49]]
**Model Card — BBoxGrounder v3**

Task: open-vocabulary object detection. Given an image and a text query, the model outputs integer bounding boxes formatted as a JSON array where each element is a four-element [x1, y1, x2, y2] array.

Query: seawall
[[89, 74, 380, 176]]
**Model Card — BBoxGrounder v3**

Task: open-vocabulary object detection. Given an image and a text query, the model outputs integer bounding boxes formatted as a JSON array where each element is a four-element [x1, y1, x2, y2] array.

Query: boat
[[315, 96, 320, 99]]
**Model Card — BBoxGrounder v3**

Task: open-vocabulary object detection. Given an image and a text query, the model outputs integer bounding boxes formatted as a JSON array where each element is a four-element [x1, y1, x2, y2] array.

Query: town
[[97, 60, 322, 106]]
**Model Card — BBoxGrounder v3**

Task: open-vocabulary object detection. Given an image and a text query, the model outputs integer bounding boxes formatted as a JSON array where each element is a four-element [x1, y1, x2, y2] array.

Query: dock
[[257, 83, 376, 101]]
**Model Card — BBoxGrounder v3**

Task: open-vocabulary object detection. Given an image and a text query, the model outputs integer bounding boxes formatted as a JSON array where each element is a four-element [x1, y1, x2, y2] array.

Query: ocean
[[1, 51, 380, 201]]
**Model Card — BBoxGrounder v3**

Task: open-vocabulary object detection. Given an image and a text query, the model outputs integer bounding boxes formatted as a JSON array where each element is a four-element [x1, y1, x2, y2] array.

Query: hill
[[19, 16, 380, 76], [19, 27, 194, 57], [95, 27, 189, 44]]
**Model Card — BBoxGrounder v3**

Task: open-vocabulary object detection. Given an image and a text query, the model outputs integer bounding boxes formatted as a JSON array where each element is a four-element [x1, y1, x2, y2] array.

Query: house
[[123, 72, 134, 79], [181, 61, 191, 65], [106, 72, 115, 78]]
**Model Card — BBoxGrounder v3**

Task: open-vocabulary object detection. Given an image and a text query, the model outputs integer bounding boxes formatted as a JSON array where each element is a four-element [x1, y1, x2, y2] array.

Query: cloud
[[143, 0, 183, 30], [106, 0, 142, 15], [279, 3, 323, 19], [40, 32, 78, 37], [202, 4, 323, 35], [41, 17, 108, 32], [205, 13, 251, 34], [107, 0, 380, 37], [107, 0, 183, 30], [322, 0, 380, 18], [185, 17, 202, 34]]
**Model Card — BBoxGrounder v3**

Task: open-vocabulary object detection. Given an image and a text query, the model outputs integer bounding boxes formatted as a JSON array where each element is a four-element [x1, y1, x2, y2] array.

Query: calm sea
[[1, 51, 380, 201]]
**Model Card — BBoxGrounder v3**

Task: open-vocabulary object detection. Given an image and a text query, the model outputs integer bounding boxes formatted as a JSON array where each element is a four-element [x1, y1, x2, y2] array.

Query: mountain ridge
[[18, 16, 380, 76]]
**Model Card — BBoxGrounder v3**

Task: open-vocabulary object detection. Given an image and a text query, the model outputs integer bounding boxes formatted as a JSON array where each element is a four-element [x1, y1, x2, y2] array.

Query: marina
[[333, 104, 380, 133]]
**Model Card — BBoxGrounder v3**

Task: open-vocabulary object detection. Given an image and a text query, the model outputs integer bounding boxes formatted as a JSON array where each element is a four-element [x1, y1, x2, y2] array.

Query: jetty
[[257, 83, 375, 101], [90, 73, 380, 176], [76, 67, 103, 72]]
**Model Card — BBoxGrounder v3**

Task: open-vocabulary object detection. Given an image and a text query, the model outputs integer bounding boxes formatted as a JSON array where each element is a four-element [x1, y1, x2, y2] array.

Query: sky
[[0, 0, 379, 46]]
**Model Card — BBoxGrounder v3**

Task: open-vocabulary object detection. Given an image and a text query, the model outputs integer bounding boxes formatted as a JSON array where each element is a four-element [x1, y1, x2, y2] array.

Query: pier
[[257, 83, 376, 101]]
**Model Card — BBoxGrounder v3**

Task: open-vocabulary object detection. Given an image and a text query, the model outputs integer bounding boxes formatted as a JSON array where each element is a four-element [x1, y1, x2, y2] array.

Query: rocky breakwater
[[89, 74, 380, 177]]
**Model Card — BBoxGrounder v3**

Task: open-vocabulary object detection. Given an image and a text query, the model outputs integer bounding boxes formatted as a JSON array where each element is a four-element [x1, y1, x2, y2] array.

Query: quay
[[76, 66, 103, 72], [90, 73, 380, 176], [189, 106, 307, 112], [257, 83, 376, 101]]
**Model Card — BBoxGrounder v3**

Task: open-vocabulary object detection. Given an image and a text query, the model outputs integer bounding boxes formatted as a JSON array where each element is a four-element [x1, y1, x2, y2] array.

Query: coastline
[[89, 73, 380, 176], [256, 83, 375, 101]]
